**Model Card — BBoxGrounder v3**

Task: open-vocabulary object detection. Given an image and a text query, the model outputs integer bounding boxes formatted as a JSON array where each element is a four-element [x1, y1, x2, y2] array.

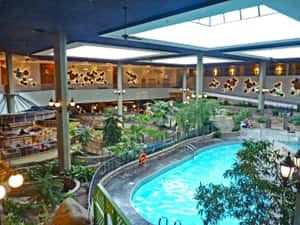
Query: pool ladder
[[185, 143, 197, 152], [158, 216, 182, 225]]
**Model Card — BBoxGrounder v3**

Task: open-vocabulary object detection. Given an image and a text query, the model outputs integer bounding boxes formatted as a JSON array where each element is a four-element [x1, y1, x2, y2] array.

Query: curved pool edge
[[102, 135, 241, 225]]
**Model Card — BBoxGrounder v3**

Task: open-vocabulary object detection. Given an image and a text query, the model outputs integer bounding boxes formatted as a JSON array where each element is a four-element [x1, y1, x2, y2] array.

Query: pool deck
[[103, 136, 239, 225]]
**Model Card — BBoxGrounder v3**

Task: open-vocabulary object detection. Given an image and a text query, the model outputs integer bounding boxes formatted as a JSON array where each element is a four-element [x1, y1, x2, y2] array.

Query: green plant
[[24, 159, 59, 180], [195, 140, 295, 225], [214, 130, 222, 138], [103, 112, 122, 146], [257, 117, 268, 124], [272, 110, 280, 116], [3, 199, 37, 225], [232, 124, 240, 132], [94, 130, 102, 137], [233, 108, 251, 125], [79, 128, 92, 144], [62, 165, 94, 184], [69, 128, 78, 136], [150, 100, 178, 129], [290, 115, 300, 125]]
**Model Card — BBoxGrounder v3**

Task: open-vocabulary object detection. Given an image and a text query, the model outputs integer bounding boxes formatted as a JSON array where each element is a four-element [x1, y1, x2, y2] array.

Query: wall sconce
[[114, 89, 126, 95], [253, 65, 260, 76], [213, 68, 218, 76], [229, 67, 235, 76], [275, 65, 283, 76]]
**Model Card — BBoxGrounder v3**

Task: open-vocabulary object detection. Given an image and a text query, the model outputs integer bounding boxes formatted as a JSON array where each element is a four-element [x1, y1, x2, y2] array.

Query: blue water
[[132, 143, 243, 225]]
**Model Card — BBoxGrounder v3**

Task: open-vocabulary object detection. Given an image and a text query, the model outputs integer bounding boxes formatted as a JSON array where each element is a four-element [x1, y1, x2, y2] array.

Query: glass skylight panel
[[134, 5, 300, 48], [147, 56, 240, 65], [199, 17, 210, 26], [210, 14, 224, 26], [259, 5, 277, 16], [233, 47, 300, 59], [241, 6, 259, 19], [224, 10, 241, 23], [36, 44, 171, 60]]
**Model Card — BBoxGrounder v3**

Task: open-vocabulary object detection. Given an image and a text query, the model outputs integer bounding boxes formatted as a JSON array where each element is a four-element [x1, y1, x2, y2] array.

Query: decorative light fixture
[[48, 98, 76, 111], [294, 150, 300, 169], [180, 88, 190, 93], [275, 64, 283, 76], [229, 67, 236, 76], [0, 161, 24, 200], [253, 65, 260, 76], [113, 89, 126, 95], [8, 174, 24, 189], [212, 67, 218, 76], [0, 185, 6, 200], [280, 152, 295, 185]]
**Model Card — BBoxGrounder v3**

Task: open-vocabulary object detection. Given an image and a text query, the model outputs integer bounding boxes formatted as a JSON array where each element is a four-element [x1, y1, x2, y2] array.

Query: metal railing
[[89, 124, 214, 225]]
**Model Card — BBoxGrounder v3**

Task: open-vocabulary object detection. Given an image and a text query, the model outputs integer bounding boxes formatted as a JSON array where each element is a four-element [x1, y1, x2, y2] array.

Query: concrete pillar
[[294, 193, 300, 225], [117, 62, 123, 116], [53, 32, 71, 171], [196, 55, 204, 97], [182, 67, 187, 102], [258, 61, 266, 112], [5, 52, 15, 113]]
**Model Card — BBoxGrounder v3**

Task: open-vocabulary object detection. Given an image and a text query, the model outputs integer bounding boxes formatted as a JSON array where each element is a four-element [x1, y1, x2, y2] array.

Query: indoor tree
[[195, 140, 296, 225], [103, 111, 122, 146], [150, 100, 178, 129]]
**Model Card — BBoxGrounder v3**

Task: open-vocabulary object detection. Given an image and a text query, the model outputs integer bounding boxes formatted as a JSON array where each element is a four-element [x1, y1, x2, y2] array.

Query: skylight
[[142, 56, 241, 65], [35, 43, 171, 60], [231, 46, 300, 59], [134, 5, 300, 49]]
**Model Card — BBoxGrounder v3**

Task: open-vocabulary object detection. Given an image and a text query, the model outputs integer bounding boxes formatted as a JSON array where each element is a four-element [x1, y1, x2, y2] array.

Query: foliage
[[3, 199, 37, 225], [257, 117, 268, 124], [176, 99, 219, 132], [144, 128, 167, 141], [150, 100, 178, 128], [195, 140, 296, 225], [34, 172, 66, 207], [232, 124, 240, 132], [233, 108, 251, 125], [94, 130, 102, 137], [78, 128, 92, 144], [62, 165, 94, 183], [69, 128, 78, 136], [24, 159, 58, 180], [103, 112, 122, 146], [290, 114, 300, 125], [69, 121, 80, 130], [272, 110, 280, 116], [214, 130, 222, 138]]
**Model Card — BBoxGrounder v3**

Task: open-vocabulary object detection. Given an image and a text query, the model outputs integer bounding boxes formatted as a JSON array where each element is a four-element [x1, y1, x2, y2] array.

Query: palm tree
[[150, 100, 178, 129]]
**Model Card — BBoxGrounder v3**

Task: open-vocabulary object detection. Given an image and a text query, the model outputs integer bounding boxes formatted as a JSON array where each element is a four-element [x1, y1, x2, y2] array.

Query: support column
[[196, 55, 204, 98], [5, 52, 15, 113], [182, 66, 187, 103], [295, 191, 300, 225], [117, 62, 123, 116], [258, 61, 266, 113], [53, 32, 71, 171]]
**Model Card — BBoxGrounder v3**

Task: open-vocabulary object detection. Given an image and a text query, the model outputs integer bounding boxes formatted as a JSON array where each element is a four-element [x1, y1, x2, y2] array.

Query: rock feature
[[50, 198, 88, 225]]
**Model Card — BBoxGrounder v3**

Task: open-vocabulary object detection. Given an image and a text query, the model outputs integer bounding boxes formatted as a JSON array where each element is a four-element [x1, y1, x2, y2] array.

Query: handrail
[[94, 184, 133, 225], [158, 216, 168, 225], [89, 125, 214, 225]]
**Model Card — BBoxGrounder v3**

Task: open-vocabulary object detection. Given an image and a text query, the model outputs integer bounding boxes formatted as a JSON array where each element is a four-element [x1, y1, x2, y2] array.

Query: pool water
[[132, 143, 243, 225]]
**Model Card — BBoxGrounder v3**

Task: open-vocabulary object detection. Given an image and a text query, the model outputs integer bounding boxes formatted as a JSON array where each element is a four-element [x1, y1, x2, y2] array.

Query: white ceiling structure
[[102, 0, 300, 61]]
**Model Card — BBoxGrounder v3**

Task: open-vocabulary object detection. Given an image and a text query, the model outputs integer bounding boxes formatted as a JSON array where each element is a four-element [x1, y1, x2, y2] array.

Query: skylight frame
[[141, 56, 242, 65], [34, 42, 173, 61], [230, 46, 300, 59]]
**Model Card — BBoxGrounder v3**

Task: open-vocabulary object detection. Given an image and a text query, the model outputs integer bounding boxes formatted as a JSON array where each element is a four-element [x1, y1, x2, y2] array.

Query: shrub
[[290, 115, 300, 125], [214, 130, 222, 138], [79, 128, 92, 144], [232, 124, 240, 132], [257, 117, 268, 124], [62, 165, 94, 184], [69, 128, 78, 136], [272, 110, 279, 116], [233, 109, 250, 125]]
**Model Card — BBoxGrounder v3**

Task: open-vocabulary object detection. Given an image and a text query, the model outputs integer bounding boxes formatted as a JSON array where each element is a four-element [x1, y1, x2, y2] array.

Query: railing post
[[103, 195, 108, 225]]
